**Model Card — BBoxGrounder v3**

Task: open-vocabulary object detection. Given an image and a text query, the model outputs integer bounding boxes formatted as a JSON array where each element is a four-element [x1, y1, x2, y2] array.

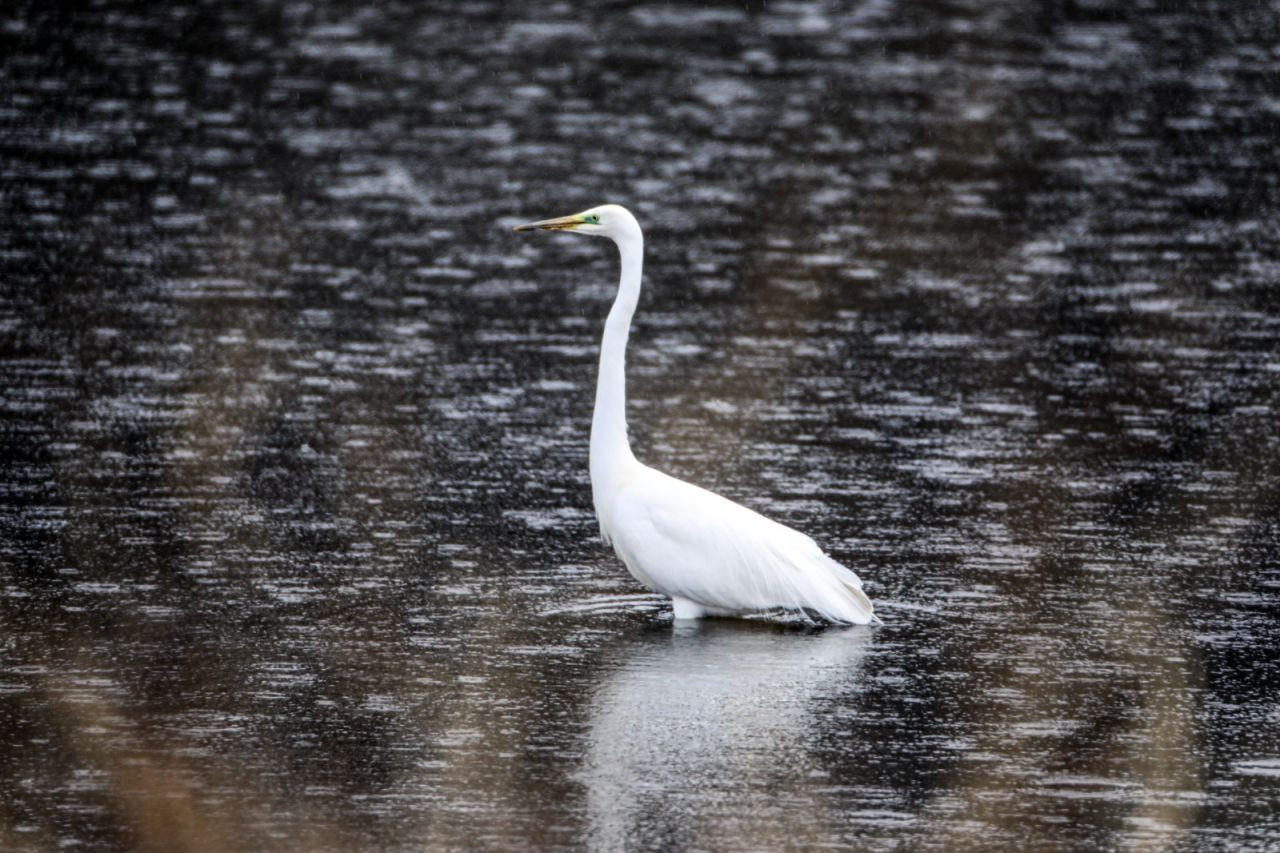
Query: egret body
[[514, 205, 878, 625]]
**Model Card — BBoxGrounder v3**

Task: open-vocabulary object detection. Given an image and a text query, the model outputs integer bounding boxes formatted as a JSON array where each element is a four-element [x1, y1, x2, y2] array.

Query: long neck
[[590, 230, 643, 495]]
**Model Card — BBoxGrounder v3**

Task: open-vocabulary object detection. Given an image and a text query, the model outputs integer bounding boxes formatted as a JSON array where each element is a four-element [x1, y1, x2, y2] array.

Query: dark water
[[3, 0, 1280, 849]]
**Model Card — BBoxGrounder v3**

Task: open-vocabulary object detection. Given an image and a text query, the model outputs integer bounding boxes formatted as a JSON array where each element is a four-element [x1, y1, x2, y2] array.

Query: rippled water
[[3, 1, 1279, 849]]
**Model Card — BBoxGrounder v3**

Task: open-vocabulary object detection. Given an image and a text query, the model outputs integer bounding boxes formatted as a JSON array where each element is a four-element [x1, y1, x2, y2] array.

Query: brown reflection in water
[[7, 637, 337, 853]]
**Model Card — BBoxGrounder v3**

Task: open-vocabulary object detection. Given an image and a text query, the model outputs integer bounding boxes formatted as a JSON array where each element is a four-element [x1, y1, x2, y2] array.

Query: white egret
[[514, 204, 878, 625]]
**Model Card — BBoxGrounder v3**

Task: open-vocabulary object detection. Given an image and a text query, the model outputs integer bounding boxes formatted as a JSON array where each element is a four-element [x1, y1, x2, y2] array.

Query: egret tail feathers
[[769, 547, 878, 625], [816, 554, 880, 624]]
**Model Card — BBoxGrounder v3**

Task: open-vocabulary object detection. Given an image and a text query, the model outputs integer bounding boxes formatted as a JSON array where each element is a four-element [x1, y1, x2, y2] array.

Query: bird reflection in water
[[580, 621, 873, 849]]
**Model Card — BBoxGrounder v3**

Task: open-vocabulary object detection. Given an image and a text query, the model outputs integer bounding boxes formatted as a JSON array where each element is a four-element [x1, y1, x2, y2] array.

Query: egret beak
[[513, 214, 582, 232]]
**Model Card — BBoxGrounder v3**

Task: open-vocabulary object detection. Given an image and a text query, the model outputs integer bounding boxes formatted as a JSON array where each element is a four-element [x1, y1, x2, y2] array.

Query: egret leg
[[670, 596, 706, 620]]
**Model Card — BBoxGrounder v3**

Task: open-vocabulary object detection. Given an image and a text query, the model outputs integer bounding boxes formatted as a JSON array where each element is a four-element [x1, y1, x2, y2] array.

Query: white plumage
[[514, 204, 878, 625]]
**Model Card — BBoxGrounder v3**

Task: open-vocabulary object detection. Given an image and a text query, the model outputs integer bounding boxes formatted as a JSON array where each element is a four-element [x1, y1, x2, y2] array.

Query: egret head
[[513, 204, 640, 242]]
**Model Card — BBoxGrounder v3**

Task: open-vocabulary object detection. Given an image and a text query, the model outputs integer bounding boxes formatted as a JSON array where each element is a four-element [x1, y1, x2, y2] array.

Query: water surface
[[2, 0, 1279, 849]]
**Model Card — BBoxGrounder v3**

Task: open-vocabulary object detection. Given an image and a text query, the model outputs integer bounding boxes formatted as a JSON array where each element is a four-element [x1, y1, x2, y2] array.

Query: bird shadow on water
[[577, 619, 875, 850]]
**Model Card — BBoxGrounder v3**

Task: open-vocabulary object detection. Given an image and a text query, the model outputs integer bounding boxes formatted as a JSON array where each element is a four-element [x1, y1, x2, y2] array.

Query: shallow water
[[2, 0, 1280, 849]]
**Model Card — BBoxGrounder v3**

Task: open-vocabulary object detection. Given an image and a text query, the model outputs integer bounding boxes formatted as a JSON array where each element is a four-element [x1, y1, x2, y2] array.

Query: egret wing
[[608, 467, 876, 624]]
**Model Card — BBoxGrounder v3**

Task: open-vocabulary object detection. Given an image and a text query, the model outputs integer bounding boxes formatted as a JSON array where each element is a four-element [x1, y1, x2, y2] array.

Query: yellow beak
[[513, 214, 582, 232]]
